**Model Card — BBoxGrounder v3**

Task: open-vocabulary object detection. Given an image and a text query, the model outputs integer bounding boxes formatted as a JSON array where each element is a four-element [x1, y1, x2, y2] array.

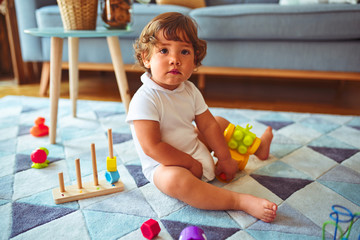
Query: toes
[[272, 204, 278, 211], [262, 215, 276, 223], [263, 201, 277, 211], [262, 210, 277, 222], [261, 202, 277, 222]]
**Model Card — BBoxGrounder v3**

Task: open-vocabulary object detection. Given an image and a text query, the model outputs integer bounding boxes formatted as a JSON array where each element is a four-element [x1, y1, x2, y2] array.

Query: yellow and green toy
[[225, 123, 261, 170], [217, 123, 261, 182]]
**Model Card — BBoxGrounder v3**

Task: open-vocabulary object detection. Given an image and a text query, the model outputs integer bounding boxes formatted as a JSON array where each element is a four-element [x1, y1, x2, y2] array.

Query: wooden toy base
[[52, 179, 124, 204]]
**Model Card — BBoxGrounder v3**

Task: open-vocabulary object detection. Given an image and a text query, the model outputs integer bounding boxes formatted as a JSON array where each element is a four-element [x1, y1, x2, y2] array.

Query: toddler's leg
[[153, 165, 277, 222], [254, 126, 273, 160]]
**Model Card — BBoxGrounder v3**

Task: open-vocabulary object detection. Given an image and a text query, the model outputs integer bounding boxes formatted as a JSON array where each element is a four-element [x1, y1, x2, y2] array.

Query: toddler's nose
[[169, 54, 180, 65]]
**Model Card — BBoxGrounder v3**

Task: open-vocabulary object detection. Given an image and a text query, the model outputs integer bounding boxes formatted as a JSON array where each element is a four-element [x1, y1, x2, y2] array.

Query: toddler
[[126, 12, 277, 222]]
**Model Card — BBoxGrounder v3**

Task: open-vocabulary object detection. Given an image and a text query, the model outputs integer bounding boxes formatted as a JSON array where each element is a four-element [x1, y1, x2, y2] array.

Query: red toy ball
[[30, 149, 47, 163], [141, 219, 161, 239]]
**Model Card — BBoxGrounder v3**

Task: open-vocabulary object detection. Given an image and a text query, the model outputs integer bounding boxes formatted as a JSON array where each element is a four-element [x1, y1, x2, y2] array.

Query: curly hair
[[133, 12, 207, 73]]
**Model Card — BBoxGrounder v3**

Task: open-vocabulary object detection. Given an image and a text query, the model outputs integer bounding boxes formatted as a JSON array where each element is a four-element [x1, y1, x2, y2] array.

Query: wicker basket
[[57, 0, 99, 30]]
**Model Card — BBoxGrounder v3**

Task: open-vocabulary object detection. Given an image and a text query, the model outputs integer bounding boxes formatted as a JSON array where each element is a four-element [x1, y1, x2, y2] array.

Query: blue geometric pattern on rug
[[1, 96, 359, 240]]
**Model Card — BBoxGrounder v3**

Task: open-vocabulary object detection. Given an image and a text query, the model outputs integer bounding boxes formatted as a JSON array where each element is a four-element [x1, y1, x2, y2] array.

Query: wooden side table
[[25, 27, 132, 144]]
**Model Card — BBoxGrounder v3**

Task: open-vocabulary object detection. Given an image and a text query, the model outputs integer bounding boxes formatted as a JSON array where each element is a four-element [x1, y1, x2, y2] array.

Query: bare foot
[[238, 194, 278, 222], [255, 126, 273, 160]]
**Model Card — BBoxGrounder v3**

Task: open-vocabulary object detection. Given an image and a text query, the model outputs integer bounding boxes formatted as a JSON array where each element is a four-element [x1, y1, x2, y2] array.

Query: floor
[[0, 70, 359, 115], [2, 94, 360, 239]]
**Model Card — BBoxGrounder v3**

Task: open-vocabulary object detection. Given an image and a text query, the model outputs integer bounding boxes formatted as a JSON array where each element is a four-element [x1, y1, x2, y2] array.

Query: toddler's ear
[[142, 52, 151, 68], [143, 60, 151, 69]]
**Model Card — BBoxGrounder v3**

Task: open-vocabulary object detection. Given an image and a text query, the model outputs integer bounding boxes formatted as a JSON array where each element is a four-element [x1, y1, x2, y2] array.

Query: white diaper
[[143, 140, 216, 184]]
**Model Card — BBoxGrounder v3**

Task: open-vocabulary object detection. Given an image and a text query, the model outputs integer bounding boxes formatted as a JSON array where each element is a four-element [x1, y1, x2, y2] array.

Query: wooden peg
[[58, 172, 65, 192], [91, 143, 99, 186], [108, 129, 113, 158], [75, 158, 82, 189]]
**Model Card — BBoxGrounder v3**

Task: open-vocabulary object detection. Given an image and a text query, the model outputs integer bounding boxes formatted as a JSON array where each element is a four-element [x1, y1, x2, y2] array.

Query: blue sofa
[[15, 0, 360, 93]]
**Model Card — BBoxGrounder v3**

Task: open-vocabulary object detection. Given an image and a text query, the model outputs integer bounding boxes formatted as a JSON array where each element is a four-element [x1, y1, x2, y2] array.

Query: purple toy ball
[[179, 226, 207, 240]]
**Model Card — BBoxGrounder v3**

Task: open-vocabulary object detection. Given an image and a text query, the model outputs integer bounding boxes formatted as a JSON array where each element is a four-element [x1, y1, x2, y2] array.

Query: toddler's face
[[143, 30, 196, 90]]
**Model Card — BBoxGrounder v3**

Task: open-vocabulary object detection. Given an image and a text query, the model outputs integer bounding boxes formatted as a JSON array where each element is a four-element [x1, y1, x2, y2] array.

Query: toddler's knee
[[156, 167, 194, 193], [214, 116, 230, 132]]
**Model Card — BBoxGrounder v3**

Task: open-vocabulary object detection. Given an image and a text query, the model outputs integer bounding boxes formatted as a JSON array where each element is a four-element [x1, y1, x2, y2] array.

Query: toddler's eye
[[181, 49, 190, 55], [160, 48, 168, 54]]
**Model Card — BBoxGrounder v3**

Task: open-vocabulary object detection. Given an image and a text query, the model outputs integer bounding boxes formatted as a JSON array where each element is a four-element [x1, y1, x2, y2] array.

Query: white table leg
[[68, 37, 79, 117], [49, 37, 63, 144], [106, 36, 131, 112]]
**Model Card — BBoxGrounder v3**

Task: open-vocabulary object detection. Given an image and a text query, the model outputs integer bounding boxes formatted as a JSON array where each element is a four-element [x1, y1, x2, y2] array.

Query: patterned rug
[[1, 95, 360, 240]]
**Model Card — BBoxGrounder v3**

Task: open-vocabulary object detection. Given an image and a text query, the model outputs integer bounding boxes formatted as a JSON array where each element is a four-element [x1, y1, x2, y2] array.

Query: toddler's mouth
[[169, 69, 181, 74]]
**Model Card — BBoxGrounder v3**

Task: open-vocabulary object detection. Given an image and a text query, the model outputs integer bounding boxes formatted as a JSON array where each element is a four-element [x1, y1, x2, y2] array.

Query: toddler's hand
[[215, 157, 238, 181], [189, 160, 203, 179]]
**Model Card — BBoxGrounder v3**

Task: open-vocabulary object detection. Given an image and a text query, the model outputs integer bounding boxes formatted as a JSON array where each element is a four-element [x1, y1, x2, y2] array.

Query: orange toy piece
[[223, 123, 261, 170], [216, 123, 261, 183], [30, 117, 49, 137]]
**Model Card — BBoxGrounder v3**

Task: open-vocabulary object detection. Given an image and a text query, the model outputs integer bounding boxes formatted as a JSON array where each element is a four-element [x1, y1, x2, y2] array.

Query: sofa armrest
[[14, 0, 57, 62]]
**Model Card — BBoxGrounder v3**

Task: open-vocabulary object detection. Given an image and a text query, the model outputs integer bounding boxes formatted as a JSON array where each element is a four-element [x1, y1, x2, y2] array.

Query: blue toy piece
[[105, 155, 120, 184], [105, 170, 120, 184], [322, 205, 360, 240], [179, 226, 207, 240]]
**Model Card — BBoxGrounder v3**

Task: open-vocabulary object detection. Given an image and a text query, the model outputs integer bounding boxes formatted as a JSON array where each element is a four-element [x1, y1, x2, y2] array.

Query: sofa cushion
[[280, 0, 358, 4], [202, 40, 360, 72], [35, 3, 191, 38], [206, 0, 278, 6], [190, 4, 360, 40], [156, 0, 206, 8]]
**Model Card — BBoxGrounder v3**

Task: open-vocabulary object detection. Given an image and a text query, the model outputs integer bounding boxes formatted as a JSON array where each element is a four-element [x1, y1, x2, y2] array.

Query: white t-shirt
[[126, 72, 216, 183]]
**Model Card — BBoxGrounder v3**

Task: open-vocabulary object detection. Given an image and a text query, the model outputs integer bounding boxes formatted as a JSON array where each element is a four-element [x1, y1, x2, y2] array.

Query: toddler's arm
[[195, 110, 237, 181], [133, 120, 203, 178]]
